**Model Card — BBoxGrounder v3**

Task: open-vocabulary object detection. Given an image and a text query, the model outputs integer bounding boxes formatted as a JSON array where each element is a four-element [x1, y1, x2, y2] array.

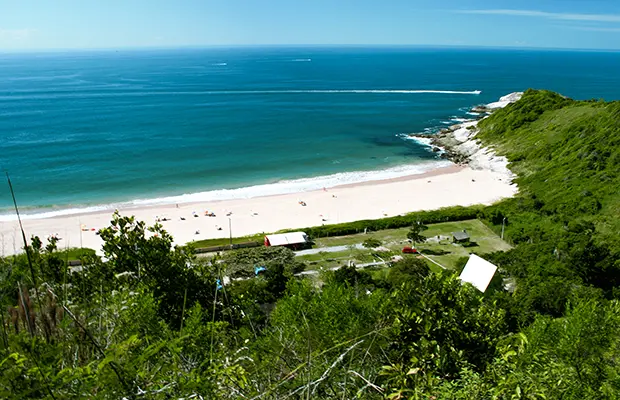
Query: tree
[[406, 222, 428, 247], [362, 237, 382, 249], [332, 264, 372, 287], [382, 273, 507, 397], [221, 246, 303, 278], [387, 257, 430, 287], [98, 211, 215, 326]]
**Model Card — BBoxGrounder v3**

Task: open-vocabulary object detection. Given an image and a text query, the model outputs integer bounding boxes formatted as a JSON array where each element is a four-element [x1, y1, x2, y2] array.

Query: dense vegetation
[[1, 89, 619, 398]]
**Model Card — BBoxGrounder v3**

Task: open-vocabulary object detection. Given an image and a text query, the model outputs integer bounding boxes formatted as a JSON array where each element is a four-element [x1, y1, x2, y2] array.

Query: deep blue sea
[[2, 47, 620, 219]]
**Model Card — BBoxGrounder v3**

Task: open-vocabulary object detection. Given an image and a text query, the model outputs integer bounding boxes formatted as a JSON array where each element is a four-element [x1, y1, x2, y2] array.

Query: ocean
[[1, 46, 620, 219]]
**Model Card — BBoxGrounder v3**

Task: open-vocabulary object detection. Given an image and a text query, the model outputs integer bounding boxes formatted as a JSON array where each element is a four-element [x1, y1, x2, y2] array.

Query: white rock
[[441, 92, 521, 186], [485, 92, 523, 109]]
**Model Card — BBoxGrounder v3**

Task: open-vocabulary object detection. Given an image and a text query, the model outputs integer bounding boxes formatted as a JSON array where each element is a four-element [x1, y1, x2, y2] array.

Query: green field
[[298, 219, 511, 271], [190, 233, 265, 248], [65, 219, 509, 271]]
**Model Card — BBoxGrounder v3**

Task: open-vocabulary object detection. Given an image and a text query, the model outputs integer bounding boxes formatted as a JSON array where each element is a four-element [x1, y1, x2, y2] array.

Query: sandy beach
[[0, 163, 517, 256], [0, 92, 526, 257]]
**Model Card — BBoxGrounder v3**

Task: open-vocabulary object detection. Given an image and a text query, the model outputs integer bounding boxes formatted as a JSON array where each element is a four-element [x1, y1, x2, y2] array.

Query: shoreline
[[0, 93, 522, 256], [406, 92, 523, 177], [64, 164, 466, 221], [0, 160, 453, 222], [0, 163, 465, 224], [0, 164, 516, 256]]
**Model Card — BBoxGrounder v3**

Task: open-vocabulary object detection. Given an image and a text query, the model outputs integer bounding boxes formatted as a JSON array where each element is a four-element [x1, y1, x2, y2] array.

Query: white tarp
[[265, 232, 308, 246], [459, 254, 498, 292]]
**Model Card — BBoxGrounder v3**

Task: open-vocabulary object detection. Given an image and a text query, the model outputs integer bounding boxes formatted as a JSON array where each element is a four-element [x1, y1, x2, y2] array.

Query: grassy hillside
[[478, 89, 620, 246], [475, 90, 620, 326]]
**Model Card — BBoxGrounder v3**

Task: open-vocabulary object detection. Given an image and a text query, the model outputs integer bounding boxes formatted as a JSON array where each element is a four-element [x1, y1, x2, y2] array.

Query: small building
[[264, 232, 310, 250], [452, 229, 470, 243]]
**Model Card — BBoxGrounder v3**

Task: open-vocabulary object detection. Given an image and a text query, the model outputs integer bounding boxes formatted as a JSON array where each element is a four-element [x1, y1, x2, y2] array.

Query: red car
[[402, 246, 419, 254]]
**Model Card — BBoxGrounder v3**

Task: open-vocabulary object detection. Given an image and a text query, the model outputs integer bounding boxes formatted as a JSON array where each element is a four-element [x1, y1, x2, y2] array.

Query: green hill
[[476, 91, 620, 310], [479, 89, 620, 246]]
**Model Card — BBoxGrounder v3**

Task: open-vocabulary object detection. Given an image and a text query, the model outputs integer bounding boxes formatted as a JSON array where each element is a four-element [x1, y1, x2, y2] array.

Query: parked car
[[402, 246, 418, 254]]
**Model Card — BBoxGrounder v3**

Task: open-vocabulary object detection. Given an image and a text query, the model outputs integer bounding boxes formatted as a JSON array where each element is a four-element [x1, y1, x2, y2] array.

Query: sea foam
[[130, 160, 452, 205], [0, 160, 451, 221], [0, 89, 482, 101], [400, 135, 434, 148]]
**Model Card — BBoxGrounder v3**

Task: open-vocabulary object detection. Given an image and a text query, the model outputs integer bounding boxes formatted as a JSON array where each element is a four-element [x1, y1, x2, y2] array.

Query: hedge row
[[194, 241, 261, 254], [280, 205, 484, 239]]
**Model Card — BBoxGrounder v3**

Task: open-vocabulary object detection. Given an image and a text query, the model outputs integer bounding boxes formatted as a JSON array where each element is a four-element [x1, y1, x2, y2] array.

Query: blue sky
[[1, 0, 620, 50]]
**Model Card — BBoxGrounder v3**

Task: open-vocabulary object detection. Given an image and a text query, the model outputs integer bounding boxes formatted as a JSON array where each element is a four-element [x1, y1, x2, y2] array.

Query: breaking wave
[[0, 160, 452, 221], [0, 89, 482, 100]]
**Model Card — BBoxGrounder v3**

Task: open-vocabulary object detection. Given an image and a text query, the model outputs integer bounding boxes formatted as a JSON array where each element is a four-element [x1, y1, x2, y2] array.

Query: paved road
[[417, 253, 447, 269]]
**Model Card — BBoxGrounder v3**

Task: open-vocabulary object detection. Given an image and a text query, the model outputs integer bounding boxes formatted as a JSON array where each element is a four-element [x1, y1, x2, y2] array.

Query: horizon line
[[2, 43, 620, 54]]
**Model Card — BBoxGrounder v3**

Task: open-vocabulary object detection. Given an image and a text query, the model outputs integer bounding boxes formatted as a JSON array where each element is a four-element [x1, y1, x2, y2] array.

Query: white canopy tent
[[459, 254, 498, 293], [264, 232, 309, 247]]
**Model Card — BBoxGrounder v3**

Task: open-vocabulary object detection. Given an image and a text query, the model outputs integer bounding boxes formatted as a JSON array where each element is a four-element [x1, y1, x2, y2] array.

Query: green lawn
[[297, 248, 378, 271], [304, 219, 511, 271], [66, 219, 509, 273], [190, 233, 265, 248]]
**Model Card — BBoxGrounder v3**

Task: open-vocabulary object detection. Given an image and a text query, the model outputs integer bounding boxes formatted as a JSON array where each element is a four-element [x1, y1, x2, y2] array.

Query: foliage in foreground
[[1, 90, 620, 398]]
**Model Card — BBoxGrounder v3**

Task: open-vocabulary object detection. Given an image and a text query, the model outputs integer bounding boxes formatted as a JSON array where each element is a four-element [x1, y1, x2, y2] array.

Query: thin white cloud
[[457, 9, 620, 23], [572, 26, 620, 33]]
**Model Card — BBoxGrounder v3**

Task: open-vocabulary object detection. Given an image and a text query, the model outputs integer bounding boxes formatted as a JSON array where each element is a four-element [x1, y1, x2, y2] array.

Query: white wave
[[275, 89, 481, 94], [129, 161, 452, 206], [404, 136, 434, 148], [292, 58, 312, 62], [213, 62, 228, 66], [0, 110, 45, 117], [398, 134, 437, 150], [0, 205, 111, 222], [0, 89, 482, 101], [120, 78, 148, 82], [0, 161, 452, 221], [4, 73, 81, 82], [450, 117, 472, 123]]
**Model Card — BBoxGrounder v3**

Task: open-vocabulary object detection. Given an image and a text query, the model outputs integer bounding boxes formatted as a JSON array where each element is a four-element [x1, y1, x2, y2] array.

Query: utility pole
[[79, 218, 83, 248], [228, 217, 233, 247], [501, 217, 506, 240]]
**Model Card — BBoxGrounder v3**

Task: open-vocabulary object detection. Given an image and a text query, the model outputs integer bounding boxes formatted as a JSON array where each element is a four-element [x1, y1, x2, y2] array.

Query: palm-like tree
[[407, 222, 428, 248]]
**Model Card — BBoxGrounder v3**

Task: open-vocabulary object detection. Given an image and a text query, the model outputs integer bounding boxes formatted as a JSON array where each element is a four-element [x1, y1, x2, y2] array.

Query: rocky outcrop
[[407, 92, 524, 181]]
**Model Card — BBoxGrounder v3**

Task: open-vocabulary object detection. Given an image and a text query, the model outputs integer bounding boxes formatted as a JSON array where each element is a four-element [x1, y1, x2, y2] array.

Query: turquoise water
[[1, 47, 620, 218]]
